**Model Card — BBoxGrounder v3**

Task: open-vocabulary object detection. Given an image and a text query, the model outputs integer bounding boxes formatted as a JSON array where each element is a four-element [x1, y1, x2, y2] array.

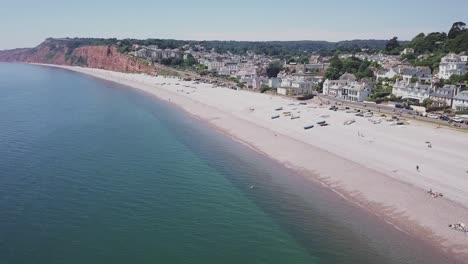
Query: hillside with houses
[[1, 22, 467, 116]]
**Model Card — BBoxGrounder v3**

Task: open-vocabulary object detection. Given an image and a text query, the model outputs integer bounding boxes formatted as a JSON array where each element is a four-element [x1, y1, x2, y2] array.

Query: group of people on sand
[[427, 189, 443, 198], [449, 223, 468, 233]]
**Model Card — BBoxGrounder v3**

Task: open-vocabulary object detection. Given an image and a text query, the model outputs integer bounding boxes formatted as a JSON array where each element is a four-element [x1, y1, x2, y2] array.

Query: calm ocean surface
[[0, 63, 449, 263]]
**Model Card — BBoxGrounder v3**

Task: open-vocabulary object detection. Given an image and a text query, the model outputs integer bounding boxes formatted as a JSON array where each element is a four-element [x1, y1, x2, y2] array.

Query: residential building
[[452, 91, 468, 111], [376, 68, 398, 80], [268, 78, 281, 89], [429, 85, 460, 107], [322, 73, 373, 102], [392, 80, 434, 103], [277, 80, 313, 96], [309, 55, 323, 64], [401, 67, 432, 83], [401, 48, 415, 55], [438, 53, 466, 79], [251, 76, 268, 89]]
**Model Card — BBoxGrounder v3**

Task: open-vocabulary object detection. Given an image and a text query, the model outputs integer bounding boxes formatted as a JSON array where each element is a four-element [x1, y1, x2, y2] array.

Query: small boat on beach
[[275, 107, 283, 111], [343, 119, 355, 125], [304, 125, 314, 130], [316, 120, 326, 125], [271, 115, 280, 119], [291, 116, 300, 120]]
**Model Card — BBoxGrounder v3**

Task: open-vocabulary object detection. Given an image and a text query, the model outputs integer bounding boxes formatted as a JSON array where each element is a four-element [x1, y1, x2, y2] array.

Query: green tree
[[266, 60, 283, 78], [422, 98, 434, 108], [448, 21, 467, 39], [325, 67, 341, 80], [385, 37, 400, 52], [260, 84, 271, 93]]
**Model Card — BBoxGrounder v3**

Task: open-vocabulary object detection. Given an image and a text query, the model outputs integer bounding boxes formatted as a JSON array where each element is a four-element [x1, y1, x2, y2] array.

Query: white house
[[401, 48, 415, 55], [268, 78, 281, 89], [277, 79, 313, 96], [452, 91, 468, 111], [401, 67, 432, 83], [251, 76, 269, 90], [460, 53, 468, 62], [376, 68, 398, 80], [322, 73, 372, 102], [392, 80, 434, 103], [438, 53, 466, 79]]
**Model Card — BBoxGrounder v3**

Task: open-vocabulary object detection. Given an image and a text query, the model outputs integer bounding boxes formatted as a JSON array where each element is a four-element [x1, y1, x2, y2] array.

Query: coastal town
[[126, 22, 468, 127], [4, 1, 468, 263]]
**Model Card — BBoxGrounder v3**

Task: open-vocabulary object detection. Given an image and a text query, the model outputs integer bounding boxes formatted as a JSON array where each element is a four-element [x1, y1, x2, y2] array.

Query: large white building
[[392, 80, 433, 103], [322, 73, 373, 102], [277, 79, 313, 96], [438, 53, 466, 79]]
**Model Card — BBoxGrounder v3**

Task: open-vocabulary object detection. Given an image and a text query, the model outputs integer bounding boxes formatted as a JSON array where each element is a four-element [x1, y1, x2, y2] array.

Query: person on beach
[[416, 165, 420, 172]]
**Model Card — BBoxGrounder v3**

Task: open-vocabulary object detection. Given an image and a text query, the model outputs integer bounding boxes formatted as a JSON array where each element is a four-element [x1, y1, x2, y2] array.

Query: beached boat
[[316, 120, 326, 125], [304, 125, 314, 130], [275, 107, 283, 111], [343, 120, 355, 125], [291, 116, 300, 120], [271, 115, 280, 119]]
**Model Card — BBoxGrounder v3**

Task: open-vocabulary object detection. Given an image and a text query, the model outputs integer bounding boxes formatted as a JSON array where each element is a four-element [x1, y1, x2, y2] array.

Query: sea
[[0, 63, 451, 264]]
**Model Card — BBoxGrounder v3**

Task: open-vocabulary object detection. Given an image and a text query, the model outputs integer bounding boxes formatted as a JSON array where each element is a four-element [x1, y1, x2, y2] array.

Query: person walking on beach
[[416, 165, 420, 172]]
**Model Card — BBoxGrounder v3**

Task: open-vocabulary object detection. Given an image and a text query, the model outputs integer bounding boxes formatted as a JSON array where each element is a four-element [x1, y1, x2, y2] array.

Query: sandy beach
[[40, 64, 468, 261]]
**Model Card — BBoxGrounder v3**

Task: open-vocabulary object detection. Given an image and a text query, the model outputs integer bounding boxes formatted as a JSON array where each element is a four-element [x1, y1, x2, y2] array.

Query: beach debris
[[448, 223, 468, 233], [320, 115, 330, 118], [271, 115, 280, 119], [249, 107, 255, 112], [427, 189, 443, 198], [344, 119, 356, 125]]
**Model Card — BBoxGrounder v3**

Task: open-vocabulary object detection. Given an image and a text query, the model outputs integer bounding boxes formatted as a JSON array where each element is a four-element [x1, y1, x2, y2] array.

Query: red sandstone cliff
[[0, 39, 156, 74]]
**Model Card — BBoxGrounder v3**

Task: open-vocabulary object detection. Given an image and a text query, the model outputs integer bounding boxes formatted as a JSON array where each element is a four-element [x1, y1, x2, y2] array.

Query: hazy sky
[[1, 0, 467, 49]]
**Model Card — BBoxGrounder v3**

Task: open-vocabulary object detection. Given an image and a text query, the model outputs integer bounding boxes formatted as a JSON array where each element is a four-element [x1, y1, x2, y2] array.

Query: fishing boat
[[291, 116, 300, 120], [316, 120, 326, 125], [271, 115, 280, 119], [275, 107, 283, 111], [304, 125, 314, 130]]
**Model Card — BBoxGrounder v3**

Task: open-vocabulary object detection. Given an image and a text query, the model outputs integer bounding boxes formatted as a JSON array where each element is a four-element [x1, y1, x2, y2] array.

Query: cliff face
[[0, 39, 156, 74]]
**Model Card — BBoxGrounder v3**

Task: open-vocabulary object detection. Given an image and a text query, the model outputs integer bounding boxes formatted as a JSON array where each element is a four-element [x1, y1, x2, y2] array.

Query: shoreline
[[33, 63, 468, 262]]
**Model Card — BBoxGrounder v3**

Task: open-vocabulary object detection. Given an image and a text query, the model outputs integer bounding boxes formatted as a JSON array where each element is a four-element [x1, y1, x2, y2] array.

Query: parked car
[[439, 115, 450, 121]]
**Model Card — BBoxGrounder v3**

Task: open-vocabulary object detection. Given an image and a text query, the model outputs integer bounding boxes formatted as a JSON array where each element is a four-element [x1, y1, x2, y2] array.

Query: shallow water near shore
[[0, 63, 453, 263]]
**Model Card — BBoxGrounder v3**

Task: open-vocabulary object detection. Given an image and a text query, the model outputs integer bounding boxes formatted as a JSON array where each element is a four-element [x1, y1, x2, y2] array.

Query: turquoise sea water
[[0, 63, 451, 263]]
